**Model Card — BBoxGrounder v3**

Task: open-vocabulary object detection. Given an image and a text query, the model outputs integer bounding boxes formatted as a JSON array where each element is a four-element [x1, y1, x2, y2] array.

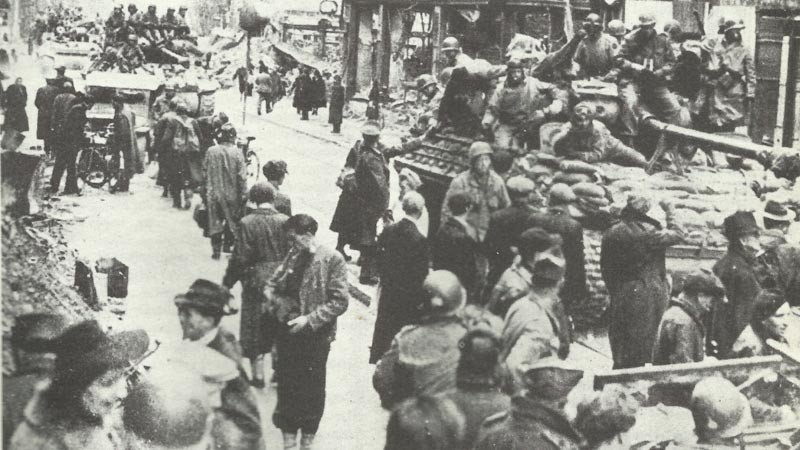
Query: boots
[[300, 433, 315, 450], [282, 431, 298, 450]]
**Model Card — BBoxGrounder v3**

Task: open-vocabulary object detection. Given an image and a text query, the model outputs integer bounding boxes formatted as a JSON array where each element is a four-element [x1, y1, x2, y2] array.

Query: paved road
[[59, 90, 389, 449]]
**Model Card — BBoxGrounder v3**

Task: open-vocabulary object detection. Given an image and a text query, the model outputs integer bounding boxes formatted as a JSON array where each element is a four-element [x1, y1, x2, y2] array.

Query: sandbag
[[553, 172, 593, 185], [559, 160, 598, 175], [572, 182, 606, 199]]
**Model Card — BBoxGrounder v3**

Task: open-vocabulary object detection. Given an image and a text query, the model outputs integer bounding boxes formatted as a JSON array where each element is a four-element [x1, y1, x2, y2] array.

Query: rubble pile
[[1, 212, 93, 374]]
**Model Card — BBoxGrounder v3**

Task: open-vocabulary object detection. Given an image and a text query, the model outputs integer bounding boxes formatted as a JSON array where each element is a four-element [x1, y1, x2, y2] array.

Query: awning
[[271, 42, 323, 70]]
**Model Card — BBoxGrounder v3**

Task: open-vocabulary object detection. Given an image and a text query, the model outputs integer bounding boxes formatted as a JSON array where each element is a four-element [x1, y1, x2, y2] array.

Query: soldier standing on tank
[[119, 34, 146, 72]]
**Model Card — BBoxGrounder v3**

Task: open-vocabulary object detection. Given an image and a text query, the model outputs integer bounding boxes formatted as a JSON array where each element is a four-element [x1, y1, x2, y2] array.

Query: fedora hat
[[174, 279, 235, 317], [12, 313, 70, 353], [763, 200, 796, 223]]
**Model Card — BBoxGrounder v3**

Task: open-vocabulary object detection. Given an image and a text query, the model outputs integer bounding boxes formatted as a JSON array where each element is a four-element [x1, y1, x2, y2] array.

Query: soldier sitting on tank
[[437, 67, 486, 137], [105, 5, 127, 45], [140, 5, 162, 43], [482, 53, 568, 154], [174, 6, 192, 39], [119, 34, 146, 72], [552, 103, 648, 168], [126, 3, 142, 34], [410, 73, 445, 135]]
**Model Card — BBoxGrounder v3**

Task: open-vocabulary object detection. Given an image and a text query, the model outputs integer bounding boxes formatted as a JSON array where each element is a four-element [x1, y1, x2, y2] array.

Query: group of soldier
[[412, 11, 754, 169]]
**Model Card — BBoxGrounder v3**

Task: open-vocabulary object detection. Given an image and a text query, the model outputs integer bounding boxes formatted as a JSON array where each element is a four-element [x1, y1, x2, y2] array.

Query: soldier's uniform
[[119, 41, 146, 71], [574, 32, 619, 79], [552, 119, 647, 167]]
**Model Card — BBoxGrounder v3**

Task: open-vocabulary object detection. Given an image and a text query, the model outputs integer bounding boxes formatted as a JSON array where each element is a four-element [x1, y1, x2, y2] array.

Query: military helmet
[[468, 141, 493, 160], [720, 18, 745, 33], [607, 19, 626, 37], [691, 377, 753, 440], [423, 270, 465, 316], [663, 19, 681, 34], [415, 74, 437, 91], [441, 36, 461, 53], [638, 13, 657, 27]]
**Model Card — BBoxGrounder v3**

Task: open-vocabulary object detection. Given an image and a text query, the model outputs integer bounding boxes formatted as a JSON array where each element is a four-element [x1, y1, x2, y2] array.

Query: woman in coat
[[3, 78, 29, 135], [328, 75, 344, 134], [10, 320, 149, 450], [223, 182, 290, 387], [292, 68, 312, 120], [330, 140, 361, 261]]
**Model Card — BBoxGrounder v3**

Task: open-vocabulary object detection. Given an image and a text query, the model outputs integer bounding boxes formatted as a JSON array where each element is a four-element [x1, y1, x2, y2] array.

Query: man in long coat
[[223, 182, 289, 386], [353, 122, 423, 284], [2, 78, 29, 150], [153, 99, 186, 206], [48, 84, 76, 193], [370, 192, 429, 363], [173, 279, 263, 449], [34, 78, 60, 157], [111, 95, 138, 192], [328, 75, 345, 134], [601, 195, 683, 369], [203, 123, 247, 259], [711, 211, 762, 358], [433, 192, 482, 304], [51, 94, 92, 195]]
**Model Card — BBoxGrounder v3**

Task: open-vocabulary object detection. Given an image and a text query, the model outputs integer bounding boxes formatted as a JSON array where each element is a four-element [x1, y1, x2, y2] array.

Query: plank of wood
[[774, 35, 791, 148]]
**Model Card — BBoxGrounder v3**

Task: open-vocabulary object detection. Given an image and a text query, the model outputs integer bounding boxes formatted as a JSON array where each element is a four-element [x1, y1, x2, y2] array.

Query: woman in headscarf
[[3, 78, 29, 144]]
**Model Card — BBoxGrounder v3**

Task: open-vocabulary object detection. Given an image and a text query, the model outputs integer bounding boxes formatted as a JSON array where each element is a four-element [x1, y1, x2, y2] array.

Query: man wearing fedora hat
[[710, 211, 764, 358], [474, 357, 585, 450], [10, 320, 150, 449], [3, 313, 70, 447], [174, 279, 263, 449]]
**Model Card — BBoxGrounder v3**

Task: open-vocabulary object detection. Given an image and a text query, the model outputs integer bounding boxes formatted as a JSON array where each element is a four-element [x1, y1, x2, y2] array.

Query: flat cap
[[506, 176, 535, 194], [683, 270, 725, 298]]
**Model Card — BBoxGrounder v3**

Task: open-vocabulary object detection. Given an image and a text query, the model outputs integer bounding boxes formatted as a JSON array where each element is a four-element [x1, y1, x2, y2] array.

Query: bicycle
[[76, 125, 123, 190]]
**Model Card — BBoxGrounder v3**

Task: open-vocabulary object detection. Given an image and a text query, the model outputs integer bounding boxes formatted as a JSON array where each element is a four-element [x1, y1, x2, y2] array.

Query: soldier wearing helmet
[[607, 19, 627, 43], [441, 36, 473, 69], [161, 7, 178, 25], [373, 270, 470, 408], [615, 13, 692, 148], [119, 33, 146, 72], [412, 74, 444, 134], [692, 16, 754, 132], [440, 141, 510, 248], [105, 5, 127, 43], [574, 12, 620, 79], [690, 377, 753, 445], [482, 51, 569, 152]]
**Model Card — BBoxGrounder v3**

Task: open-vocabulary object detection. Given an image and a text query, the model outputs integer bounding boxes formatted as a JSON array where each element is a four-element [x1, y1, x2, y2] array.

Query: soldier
[[552, 103, 648, 167], [690, 377, 753, 446], [105, 5, 127, 44], [141, 5, 161, 42], [607, 19, 627, 46], [574, 13, 620, 79], [441, 36, 473, 69], [119, 34, 145, 72], [482, 55, 568, 153], [474, 357, 585, 450], [126, 3, 142, 33], [373, 270, 469, 408], [176, 6, 190, 36], [411, 74, 443, 134], [693, 17, 755, 133], [161, 7, 178, 26]]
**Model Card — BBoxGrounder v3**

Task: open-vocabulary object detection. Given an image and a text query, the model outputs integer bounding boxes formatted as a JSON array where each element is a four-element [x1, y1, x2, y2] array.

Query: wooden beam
[[775, 35, 790, 147]]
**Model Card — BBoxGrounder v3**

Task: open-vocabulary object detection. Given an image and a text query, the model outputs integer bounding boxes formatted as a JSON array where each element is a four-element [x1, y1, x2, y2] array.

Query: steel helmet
[[690, 377, 753, 440], [607, 19, 626, 37], [468, 141, 493, 160], [442, 36, 461, 53], [416, 74, 437, 91], [720, 18, 745, 33], [638, 13, 657, 27], [423, 270, 465, 315], [663, 19, 681, 34]]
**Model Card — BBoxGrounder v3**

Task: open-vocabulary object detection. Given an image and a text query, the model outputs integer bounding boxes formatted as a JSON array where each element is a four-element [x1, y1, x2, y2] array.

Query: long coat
[[112, 105, 138, 176], [49, 92, 75, 141], [484, 204, 537, 291], [432, 217, 482, 302], [693, 39, 755, 128], [354, 143, 392, 246], [474, 395, 583, 450], [373, 315, 469, 409], [439, 384, 510, 448], [223, 207, 289, 357], [328, 85, 344, 125], [601, 208, 683, 369], [441, 170, 510, 242], [330, 144, 361, 244], [153, 111, 184, 187], [34, 83, 59, 140], [712, 247, 761, 358], [4, 84, 29, 133], [208, 327, 264, 450], [203, 142, 247, 236], [370, 218, 429, 363], [292, 73, 312, 110]]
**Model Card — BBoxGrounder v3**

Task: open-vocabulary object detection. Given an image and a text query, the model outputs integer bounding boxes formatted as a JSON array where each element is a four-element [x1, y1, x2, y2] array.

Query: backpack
[[173, 116, 200, 154]]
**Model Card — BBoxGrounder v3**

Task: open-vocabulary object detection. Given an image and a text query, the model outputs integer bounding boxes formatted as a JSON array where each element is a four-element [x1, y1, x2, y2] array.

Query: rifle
[[692, 10, 705, 38]]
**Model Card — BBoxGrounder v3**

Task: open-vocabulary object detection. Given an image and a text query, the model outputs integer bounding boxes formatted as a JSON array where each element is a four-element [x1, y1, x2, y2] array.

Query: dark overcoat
[[34, 83, 59, 140], [712, 247, 760, 358], [49, 92, 75, 141], [330, 145, 361, 244], [440, 386, 510, 448], [432, 217, 481, 301], [600, 208, 682, 369], [328, 85, 344, 125], [153, 111, 183, 187], [223, 207, 289, 357], [484, 204, 537, 291], [652, 297, 707, 365], [4, 84, 29, 132], [292, 74, 312, 110], [207, 327, 264, 450], [370, 218, 429, 363], [354, 143, 391, 246]]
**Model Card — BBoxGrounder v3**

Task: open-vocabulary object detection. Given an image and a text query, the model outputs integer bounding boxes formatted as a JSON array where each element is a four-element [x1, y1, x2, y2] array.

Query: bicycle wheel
[[246, 150, 260, 185], [76, 147, 108, 188]]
